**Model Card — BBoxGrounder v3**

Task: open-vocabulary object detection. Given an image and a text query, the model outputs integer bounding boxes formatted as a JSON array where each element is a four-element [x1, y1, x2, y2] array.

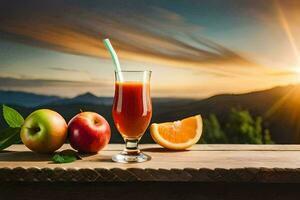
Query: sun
[[290, 66, 300, 84], [292, 66, 300, 74]]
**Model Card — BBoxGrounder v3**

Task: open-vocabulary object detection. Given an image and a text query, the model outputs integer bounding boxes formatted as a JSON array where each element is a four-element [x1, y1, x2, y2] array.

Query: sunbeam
[[264, 85, 300, 141], [275, 0, 300, 65]]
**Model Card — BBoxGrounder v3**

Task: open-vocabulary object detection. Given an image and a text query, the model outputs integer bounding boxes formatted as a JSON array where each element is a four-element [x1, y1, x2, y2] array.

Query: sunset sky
[[1, 0, 300, 98]]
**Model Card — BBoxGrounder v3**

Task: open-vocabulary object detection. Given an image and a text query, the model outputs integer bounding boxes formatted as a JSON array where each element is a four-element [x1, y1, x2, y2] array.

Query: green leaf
[[0, 128, 20, 151], [52, 154, 77, 163], [51, 150, 80, 163], [2, 105, 24, 128]]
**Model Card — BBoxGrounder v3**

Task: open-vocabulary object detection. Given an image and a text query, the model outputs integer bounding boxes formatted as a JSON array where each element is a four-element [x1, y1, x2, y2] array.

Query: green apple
[[20, 109, 67, 153]]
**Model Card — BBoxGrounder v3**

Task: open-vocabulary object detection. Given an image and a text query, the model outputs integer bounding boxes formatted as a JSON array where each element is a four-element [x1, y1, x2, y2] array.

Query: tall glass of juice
[[112, 70, 152, 163]]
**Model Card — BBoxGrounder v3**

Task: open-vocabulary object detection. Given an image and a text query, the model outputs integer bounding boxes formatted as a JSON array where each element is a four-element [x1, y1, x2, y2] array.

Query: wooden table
[[1, 144, 300, 200]]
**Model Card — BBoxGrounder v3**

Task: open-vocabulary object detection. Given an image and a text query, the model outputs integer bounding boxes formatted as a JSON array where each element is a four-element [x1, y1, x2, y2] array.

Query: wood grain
[[0, 144, 300, 183]]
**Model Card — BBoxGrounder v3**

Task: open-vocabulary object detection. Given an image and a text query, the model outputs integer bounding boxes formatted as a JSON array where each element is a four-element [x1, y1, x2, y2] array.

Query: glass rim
[[114, 70, 152, 73]]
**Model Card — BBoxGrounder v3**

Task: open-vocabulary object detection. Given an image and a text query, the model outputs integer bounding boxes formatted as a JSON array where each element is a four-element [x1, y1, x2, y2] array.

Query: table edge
[[1, 167, 300, 183]]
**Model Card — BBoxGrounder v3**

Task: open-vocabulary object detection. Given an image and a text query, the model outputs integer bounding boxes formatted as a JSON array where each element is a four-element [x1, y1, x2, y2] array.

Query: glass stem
[[123, 139, 140, 155]]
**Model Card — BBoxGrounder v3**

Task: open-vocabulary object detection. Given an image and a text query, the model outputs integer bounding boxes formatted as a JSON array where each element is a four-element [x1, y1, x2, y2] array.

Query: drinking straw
[[103, 38, 124, 82]]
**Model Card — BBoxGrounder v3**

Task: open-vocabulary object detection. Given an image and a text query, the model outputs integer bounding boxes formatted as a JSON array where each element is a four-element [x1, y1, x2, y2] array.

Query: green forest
[[200, 108, 273, 144]]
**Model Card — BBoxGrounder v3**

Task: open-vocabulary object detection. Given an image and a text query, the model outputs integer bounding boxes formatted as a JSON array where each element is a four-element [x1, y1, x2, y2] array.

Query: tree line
[[200, 108, 273, 144]]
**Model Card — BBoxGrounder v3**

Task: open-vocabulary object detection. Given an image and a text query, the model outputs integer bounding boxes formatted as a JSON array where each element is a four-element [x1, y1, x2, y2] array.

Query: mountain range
[[1, 84, 300, 144]]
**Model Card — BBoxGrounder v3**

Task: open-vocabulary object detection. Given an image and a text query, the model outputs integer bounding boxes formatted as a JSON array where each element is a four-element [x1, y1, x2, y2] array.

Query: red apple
[[68, 112, 111, 153]]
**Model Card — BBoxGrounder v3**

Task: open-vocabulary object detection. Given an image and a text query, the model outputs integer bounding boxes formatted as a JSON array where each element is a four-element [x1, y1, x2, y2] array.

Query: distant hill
[[0, 90, 62, 107], [52, 92, 113, 106], [1, 84, 300, 144], [0, 91, 193, 107]]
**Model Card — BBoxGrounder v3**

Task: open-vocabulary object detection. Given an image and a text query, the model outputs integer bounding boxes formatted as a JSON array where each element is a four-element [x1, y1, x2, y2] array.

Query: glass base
[[112, 151, 151, 163]]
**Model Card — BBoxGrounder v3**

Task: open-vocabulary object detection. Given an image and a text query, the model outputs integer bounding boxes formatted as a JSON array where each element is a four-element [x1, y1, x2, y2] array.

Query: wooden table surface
[[1, 144, 300, 183]]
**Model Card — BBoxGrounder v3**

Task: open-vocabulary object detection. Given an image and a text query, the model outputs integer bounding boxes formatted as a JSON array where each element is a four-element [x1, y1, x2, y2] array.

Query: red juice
[[112, 81, 152, 139]]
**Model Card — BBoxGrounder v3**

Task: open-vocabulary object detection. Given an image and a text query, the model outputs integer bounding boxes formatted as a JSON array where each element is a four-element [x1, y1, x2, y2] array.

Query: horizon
[[1, 0, 300, 97], [1, 81, 299, 100]]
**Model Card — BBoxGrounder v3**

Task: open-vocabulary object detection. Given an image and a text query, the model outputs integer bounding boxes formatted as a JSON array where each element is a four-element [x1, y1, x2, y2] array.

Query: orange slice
[[150, 115, 203, 150]]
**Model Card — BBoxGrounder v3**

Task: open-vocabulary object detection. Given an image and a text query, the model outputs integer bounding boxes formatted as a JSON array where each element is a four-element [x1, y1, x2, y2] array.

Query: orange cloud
[[0, 1, 261, 75], [1, 0, 299, 80]]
